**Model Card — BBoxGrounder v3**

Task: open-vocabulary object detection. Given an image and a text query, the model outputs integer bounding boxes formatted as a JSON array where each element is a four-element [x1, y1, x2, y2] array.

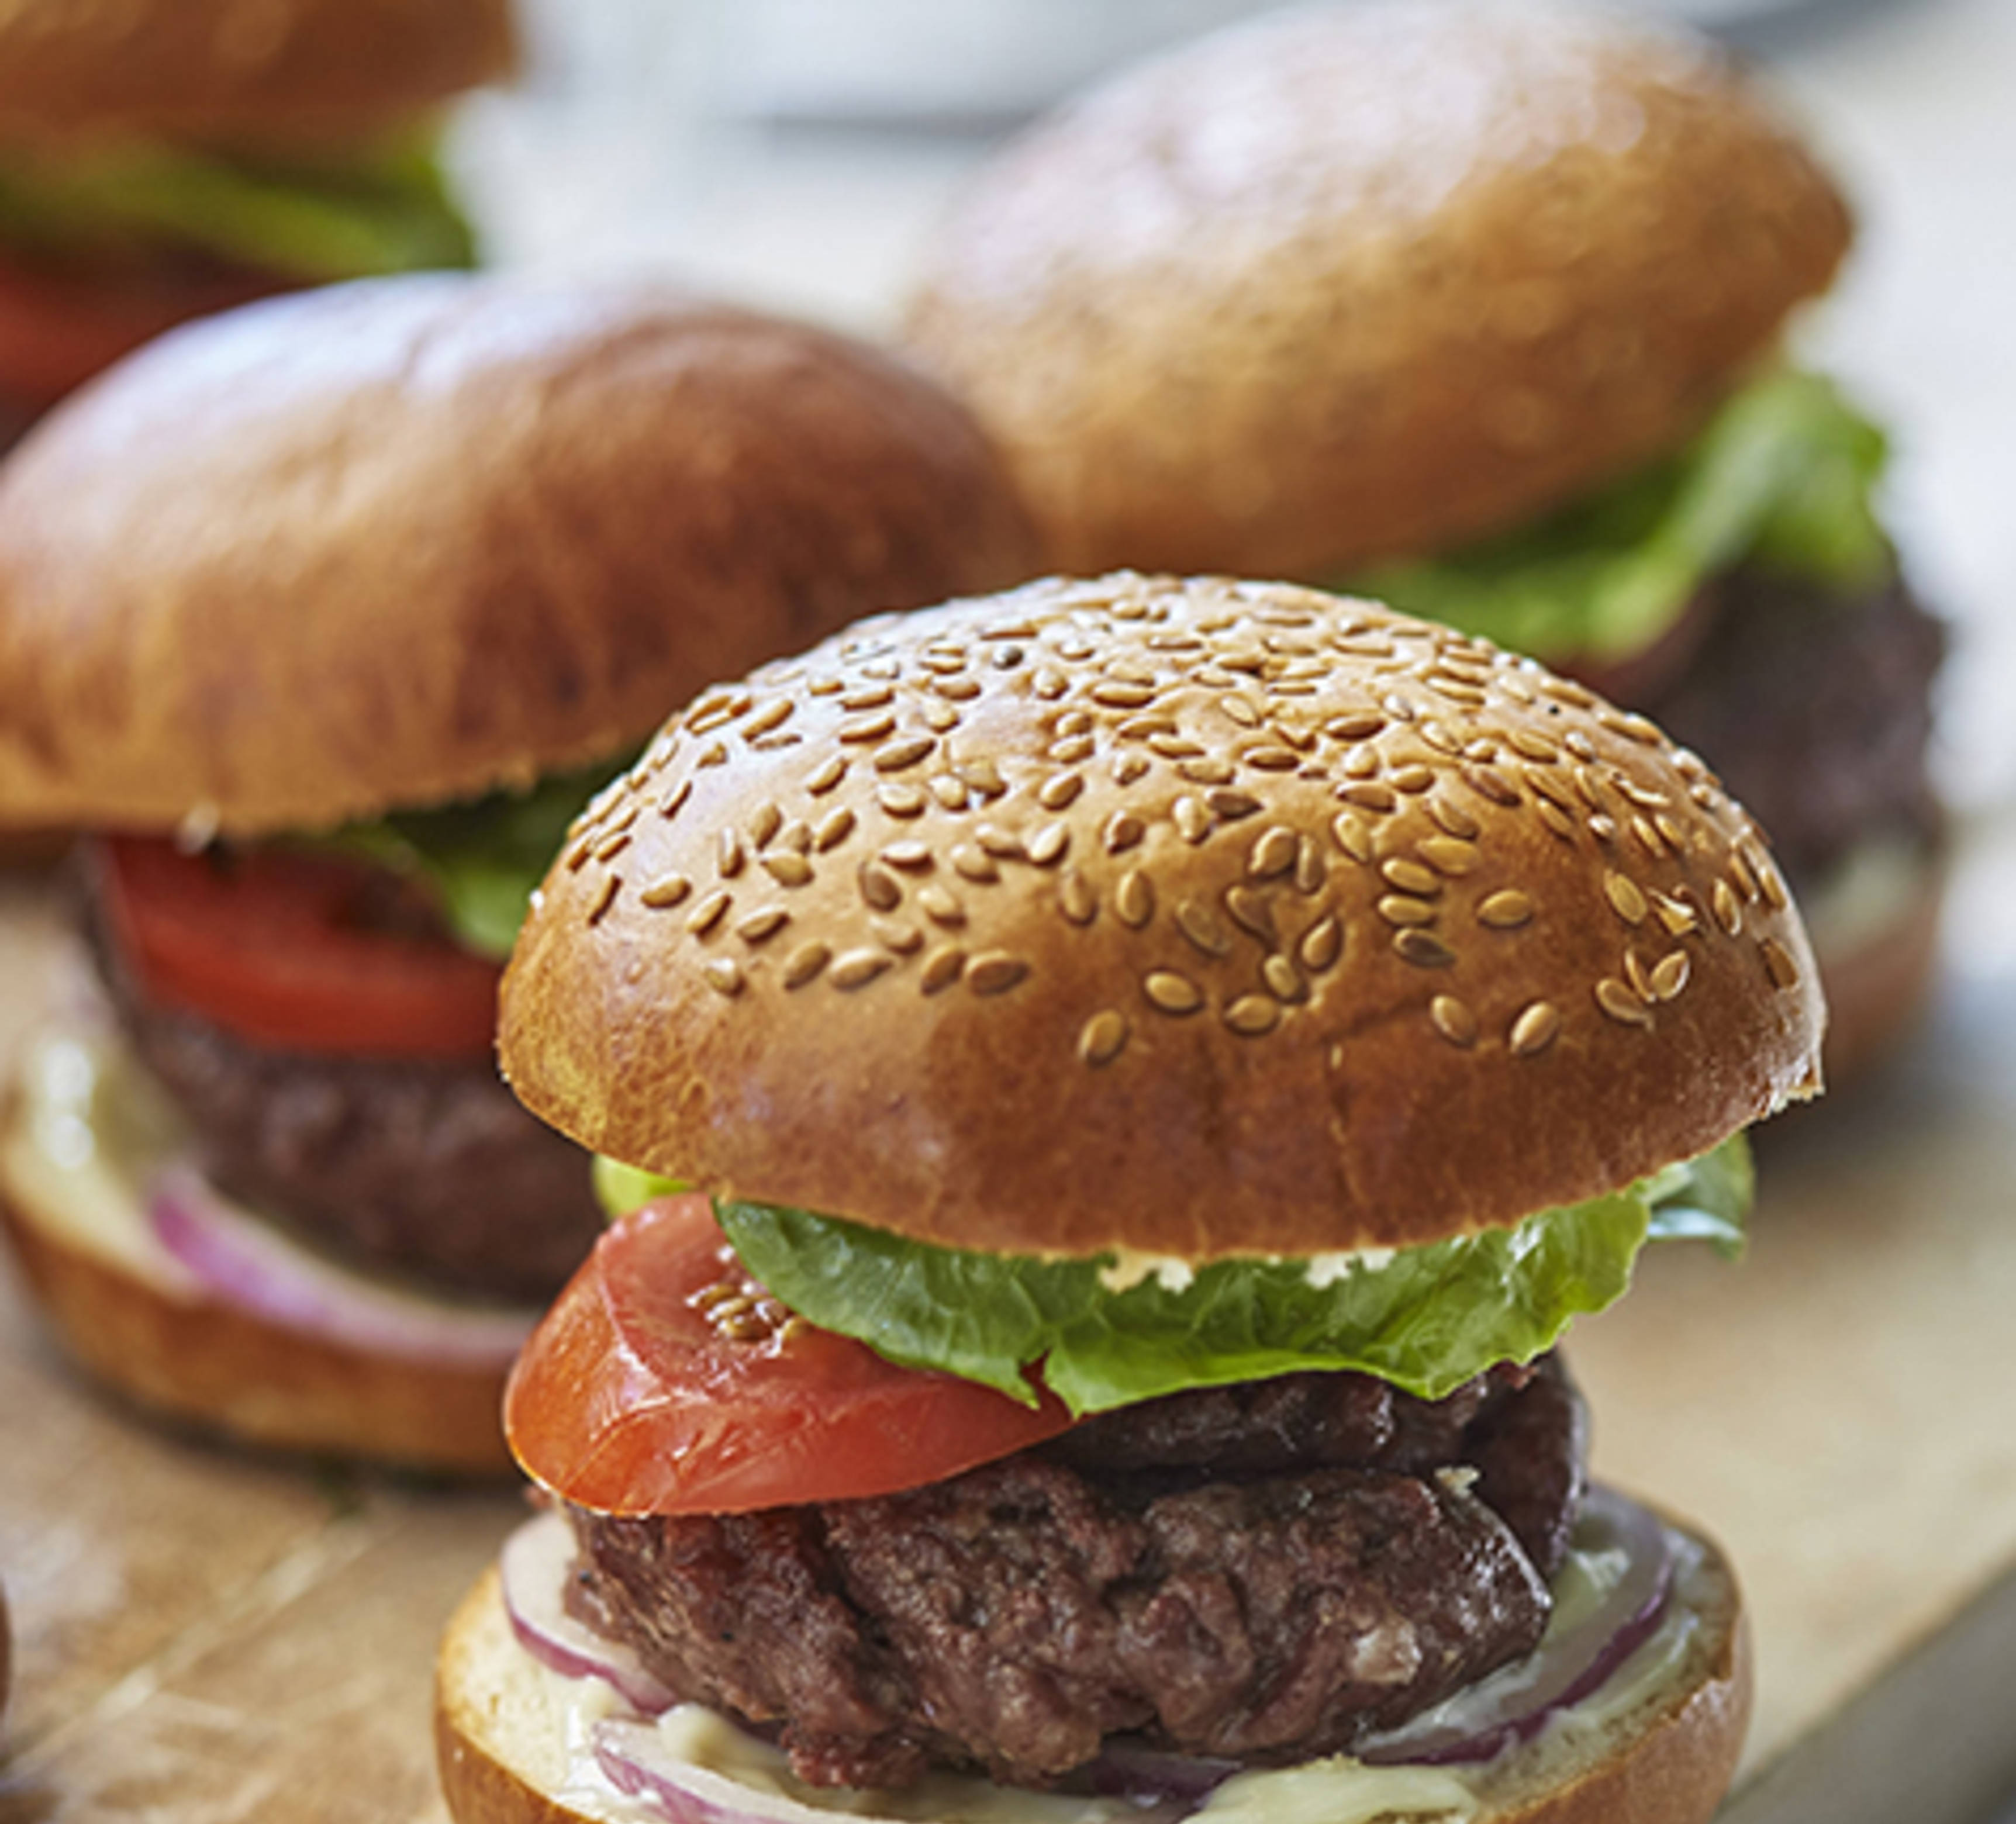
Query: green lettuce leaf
[[691, 1135, 1752, 1414], [1355, 369, 1891, 664], [593, 1155, 688, 1220], [326, 759, 624, 961], [0, 132, 477, 278]]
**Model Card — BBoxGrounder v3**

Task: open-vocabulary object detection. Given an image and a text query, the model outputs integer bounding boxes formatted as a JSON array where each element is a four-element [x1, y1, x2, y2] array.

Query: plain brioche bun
[[0, 1187, 515, 1474], [0, 0, 517, 141], [434, 1507, 1751, 1824], [0, 274, 1041, 838], [500, 574, 1824, 1261], [903, 4, 1850, 581]]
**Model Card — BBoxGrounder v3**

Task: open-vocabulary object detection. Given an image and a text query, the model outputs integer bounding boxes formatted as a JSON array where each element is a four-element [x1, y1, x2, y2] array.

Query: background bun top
[[0, 0, 519, 140], [0, 274, 1042, 836], [905, 2, 1852, 579], [502, 574, 1824, 1259]]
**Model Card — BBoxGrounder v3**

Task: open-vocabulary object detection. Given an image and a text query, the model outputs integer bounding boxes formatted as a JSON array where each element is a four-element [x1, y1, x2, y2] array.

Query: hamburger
[[436, 573, 1822, 1822], [0, 273, 1041, 1471], [0, 0, 516, 446], [903, 2, 1942, 1082]]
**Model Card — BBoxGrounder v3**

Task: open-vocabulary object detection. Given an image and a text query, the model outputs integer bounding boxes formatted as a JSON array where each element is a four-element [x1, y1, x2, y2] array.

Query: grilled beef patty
[[1640, 564, 1943, 889], [83, 855, 602, 1305], [566, 1356, 1586, 1790]]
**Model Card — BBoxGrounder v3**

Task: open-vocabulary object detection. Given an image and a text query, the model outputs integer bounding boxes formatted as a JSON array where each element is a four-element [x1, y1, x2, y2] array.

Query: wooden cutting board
[[2, 814, 2013, 1823]]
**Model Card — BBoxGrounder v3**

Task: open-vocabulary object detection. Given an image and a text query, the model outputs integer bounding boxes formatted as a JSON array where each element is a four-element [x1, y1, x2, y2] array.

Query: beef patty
[[82, 855, 603, 1305], [566, 1355, 1586, 1790], [1641, 564, 1944, 890]]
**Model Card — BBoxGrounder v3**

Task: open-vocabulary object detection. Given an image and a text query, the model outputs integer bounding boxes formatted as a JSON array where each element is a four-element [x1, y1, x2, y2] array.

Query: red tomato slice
[[0, 253, 282, 410], [96, 835, 500, 1060], [506, 1197, 1075, 1516]]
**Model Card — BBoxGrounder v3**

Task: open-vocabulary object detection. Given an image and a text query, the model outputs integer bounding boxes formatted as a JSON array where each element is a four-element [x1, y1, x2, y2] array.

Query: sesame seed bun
[[0, 275, 1042, 838], [433, 1507, 1751, 1824], [903, 4, 1851, 581], [0, 0, 517, 143], [499, 575, 1824, 1262]]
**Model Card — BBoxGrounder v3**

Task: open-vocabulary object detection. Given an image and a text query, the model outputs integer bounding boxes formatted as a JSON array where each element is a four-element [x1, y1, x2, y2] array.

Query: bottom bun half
[[1, 1191, 515, 1475], [0, 1008, 526, 1476], [436, 1507, 1751, 1824]]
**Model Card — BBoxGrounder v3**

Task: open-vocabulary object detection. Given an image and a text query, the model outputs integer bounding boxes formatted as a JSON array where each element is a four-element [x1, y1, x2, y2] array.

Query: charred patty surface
[[1642, 564, 1943, 888], [565, 1356, 1585, 1790], [84, 869, 602, 1305]]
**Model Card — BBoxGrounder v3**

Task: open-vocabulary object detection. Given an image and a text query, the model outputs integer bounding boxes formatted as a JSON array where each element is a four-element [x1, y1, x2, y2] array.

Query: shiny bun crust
[[0, 275, 1040, 837], [500, 575, 1824, 1260], [0, 0, 516, 140], [904, 4, 1852, 580], [0, 1191, 512, 1475], [434, 1514, 1749, 1824]]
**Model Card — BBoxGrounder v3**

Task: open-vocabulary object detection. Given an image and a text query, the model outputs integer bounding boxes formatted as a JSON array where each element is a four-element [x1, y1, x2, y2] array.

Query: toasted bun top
[[500, 575, 1824, 1260], [0, 0, 516, 141], [905, 4, 1852, 581], [0, 275, 1041, 836]]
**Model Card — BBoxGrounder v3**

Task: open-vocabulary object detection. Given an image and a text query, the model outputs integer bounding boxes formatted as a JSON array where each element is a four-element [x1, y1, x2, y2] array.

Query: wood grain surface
[[0, 813, 2012, 1822]]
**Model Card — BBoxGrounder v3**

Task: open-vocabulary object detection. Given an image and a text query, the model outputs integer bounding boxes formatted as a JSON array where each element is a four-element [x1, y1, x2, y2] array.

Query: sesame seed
[[1418, 837, 1481, 876], [1631, 816, 1669, 858], [840, 686, 893, 711], [1537, 800, 1578, 842], [882, 842, 933, 871], [968, 952, 1030, 996], [1475, 889, 1535, 931], [1027, 822, 1071, 866], [1145, 970, 1204, 1014], [1092, 681, 1155, 709], [1428, 798, 1480, 839], [1250, 827, 1298, 878], [1178, 758, 1237, 785], [1059, 872, 1097, 926], [687, 889, 731, 935], [1382, 859, 1440, 896], [1294, 837, 1326, 895], [1378, 894, 1438, 928], [1651, 953, 1690, 1000], [873, 920, 924, 955], [659, 779, 693, 821], [586, 873, 622, 925], [1339, 782, 1398, 813], [1462, 764, 1520, 807], [595, 831, 633, 863], [1588, 814, 1618, 844], [1390, 764, 1435, 794], [1510, 1001, 1561, 1056], [1208, 789, 1262, 820], [1040, 773, 1085, 810], [929, 775, 968, 810], [813, 809, 855, 853], [951, 846, 999, 884], [1653, 893, 1699, 938], [1331, 813, 1373, 863], [748, 803, 783, 849], [703, 958, 744, 997], [1713, 880, 1743, 936], [1326, 711, 1386, 740], [839, 712, 895, 744], [783, 942, 830, 989], [1430, 996, 1478, 1048], [830, 949, 893, 990], [762, 852, 813, 888], [1262, 955, 1305, 1003], [1624, 949, 1655, 1002], [920, 946, 966, 994], [717, 830, 745, 878], [1395, 930, 1455, 968], [875, 737, 935, 774], [1172, 796, 1213, 844], [1604, 873, 1648, 925], [918, 883, 966, 927], [1079, 1011, 1130, 1066], [1596, 978, 1653, 1027], [958, 759, 1006, 798], [858, 863, 902, 912], [1178, 900, 1233, 956], [1760, 937, 1800, 990], [1116, 871, 1155, 928], [1224, 995, 1280, 1037], [1051, 735, 1096, 764], [976, 824, 1024, 860], [641, 875, 692, 909], [1300, 917, 1343, 972], [737, 908, 789, 944], [805, 756, 847, 796]]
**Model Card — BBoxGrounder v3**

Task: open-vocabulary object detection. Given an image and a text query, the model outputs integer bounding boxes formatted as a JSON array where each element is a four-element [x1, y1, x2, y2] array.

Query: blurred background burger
[[902, 4, 1943, 1083], [0, 0, 519, 446]]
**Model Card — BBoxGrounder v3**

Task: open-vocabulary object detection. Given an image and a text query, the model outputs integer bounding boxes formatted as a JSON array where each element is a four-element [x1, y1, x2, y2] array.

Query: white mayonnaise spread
[[1096, 1250, 1196, 1295], [1303, 1247, 1398, 1288]]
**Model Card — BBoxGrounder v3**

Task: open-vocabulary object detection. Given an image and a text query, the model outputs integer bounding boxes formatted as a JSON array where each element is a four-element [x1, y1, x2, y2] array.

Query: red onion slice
[[500, 1514, 679, 1716], [1358, 1482, 1675, 1767], [595, 1719, 905, 1824], [148, 1167, 533, 1367]]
